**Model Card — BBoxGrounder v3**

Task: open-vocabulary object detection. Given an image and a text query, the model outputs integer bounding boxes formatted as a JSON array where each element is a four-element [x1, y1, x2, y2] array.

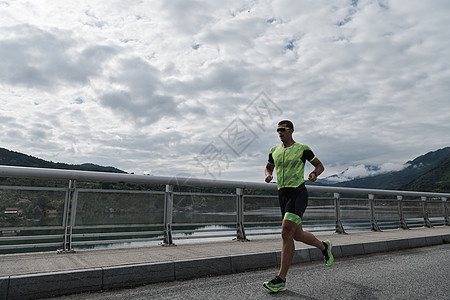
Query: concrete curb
[[7, 269, 102, 300], [103, 262, 174, 290], [0, 277, 8, 300], [1, 234, 449, 299]]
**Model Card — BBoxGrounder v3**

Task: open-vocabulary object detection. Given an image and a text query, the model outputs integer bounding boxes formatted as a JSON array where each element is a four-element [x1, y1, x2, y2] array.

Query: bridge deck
[[1, 226, 449, 299]]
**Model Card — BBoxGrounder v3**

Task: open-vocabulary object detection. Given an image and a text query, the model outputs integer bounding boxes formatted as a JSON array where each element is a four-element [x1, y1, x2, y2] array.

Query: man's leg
[[278, 219, 298, 281], [294, 224, 334, 266], [293, 224, 325, 251]]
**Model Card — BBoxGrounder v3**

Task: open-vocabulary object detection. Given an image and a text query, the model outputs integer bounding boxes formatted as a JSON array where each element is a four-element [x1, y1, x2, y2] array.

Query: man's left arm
[[308, 157, 324, 182]]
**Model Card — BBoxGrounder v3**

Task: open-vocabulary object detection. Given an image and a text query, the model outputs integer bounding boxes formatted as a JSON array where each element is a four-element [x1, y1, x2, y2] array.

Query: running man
[[263, 120, 333, 293]]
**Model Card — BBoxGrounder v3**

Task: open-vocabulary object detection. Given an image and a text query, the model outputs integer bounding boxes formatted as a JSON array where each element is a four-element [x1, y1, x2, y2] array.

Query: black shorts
[[278, 183, 308, 221]]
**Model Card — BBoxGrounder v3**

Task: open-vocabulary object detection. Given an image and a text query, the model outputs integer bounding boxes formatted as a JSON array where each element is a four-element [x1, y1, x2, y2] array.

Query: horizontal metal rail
[[172, 233, 236, 241], [1, 165, 449, 197], [0, 186, 66, 192], [0, 234, 64, 241], [77, 189, 165, 195], [72, 224, 163, 229], [72, 231, 163, 238], [71, 237, 163, 246], [174, 192, 236, 197], [0, 242, 64, 250], [0, 226, 64, 231], [172, 222, 236, 227]]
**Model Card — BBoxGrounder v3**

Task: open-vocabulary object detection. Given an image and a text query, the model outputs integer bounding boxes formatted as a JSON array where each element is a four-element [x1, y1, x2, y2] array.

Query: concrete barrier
[[231, 252, 277, 273], [7, 269, 102, 300]]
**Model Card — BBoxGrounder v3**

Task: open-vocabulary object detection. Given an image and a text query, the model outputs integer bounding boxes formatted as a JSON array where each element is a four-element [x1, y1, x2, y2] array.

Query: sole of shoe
[[263, 283, 286, 293]]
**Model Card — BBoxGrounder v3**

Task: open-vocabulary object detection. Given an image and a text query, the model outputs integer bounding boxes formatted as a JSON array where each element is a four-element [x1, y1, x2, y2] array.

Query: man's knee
[[281, 229, 295, 241], [293, 230, 304, 241], [293, 226, 306, 241], [281, 222, 297, 240]]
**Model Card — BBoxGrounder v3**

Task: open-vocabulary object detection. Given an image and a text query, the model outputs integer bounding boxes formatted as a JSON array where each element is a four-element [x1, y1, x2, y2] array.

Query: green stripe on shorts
[[284, 212, 302, 225]]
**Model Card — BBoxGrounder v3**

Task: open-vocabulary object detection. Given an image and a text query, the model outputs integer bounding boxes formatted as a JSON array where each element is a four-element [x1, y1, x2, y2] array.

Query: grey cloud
[[160, 0, 213, 34], [30, 129, 48, 140], [202, 64, 249, 92], [99, 57, 179, 125], [6, 129, 24, 139], [201, 17, 267, 46], [0, 115, 15, 123], [167, 61, 255, 96], [100, 91, 176, 124], [176, 99, 207, 119], [0, 24, 118, 89]]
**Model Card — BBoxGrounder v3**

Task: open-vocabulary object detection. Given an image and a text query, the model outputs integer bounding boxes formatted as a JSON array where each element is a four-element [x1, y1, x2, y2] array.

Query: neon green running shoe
[[263, 276, 286, 292], [323, 240, 334, 267]]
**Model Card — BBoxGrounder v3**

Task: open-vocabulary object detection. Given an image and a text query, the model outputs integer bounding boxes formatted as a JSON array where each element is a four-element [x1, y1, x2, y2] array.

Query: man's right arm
[[265, 162, 274, 183]]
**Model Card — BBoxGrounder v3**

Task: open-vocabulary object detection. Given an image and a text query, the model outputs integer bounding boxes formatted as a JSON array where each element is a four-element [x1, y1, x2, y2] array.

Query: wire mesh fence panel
[[302, 196, 336, 233], [0, 189, 66, 228], [340, 197, 371, 230], [74, 190, 165, 226], [403, 198, 425, 227], [172, 193, 236, 224], [427, 199, 446, 226], [70, 190, 166, 250], [243, 195, 280, 223], [374, 197, 401, 229], [0, 188, 67, 253]]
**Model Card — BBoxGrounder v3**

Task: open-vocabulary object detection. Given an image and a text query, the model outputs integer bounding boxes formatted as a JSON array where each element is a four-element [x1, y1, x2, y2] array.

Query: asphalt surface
[[49, 243, 450, 300]]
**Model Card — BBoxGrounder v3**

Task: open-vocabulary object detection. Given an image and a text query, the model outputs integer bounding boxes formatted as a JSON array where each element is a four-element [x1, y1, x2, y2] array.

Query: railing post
[[443, 197, 449, 226], [397, 195, 409, 230], [236, 188, 247, 241], [62, 180, 73, 252], [163, 184, 174, 245], [422, 196, 432, 228], [369, 194, 381, 232], [67, 180, 78, 252], [334, 193, 346, 234]]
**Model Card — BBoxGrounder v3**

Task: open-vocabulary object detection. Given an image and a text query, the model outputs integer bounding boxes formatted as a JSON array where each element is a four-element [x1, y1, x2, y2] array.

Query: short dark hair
[[278, 120, 294, 130]]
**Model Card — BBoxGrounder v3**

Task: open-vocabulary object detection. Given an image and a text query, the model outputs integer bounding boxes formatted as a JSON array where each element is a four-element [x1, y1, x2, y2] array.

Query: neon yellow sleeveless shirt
[[268, 142, 316, 189]]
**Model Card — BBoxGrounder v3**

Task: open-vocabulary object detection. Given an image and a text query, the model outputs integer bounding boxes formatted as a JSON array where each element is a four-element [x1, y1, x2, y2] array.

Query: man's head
[[277, 120, 294, 131], [277, 120, 294, 144]]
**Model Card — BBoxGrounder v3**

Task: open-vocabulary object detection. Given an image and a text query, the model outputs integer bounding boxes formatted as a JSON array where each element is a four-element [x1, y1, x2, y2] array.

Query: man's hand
[[308, 159, 324, 183], [308, 172, 317, 182], [265, 162, 275, 183]]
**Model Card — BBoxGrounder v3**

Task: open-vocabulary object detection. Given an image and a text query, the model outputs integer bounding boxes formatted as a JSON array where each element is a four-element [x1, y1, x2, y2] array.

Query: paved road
[[50, 244, 450, 300]]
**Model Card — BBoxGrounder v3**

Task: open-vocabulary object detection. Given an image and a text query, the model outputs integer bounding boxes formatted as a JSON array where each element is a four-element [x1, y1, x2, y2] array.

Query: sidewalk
[[1, 226, 449, 300]]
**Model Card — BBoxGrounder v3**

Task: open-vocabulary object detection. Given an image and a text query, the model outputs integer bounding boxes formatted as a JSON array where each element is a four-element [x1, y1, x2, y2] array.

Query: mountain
[[402, 156, 450, 193], [320, 164, 397, 184], [0, 148, 126, 173], [329, 147, 450, 191]]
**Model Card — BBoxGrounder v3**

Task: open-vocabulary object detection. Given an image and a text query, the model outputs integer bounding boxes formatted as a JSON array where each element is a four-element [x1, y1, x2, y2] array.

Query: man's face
[[277, 124, 292, 142]]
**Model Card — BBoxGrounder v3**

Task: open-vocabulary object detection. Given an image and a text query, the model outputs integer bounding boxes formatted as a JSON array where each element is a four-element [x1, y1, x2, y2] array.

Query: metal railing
[[0, 165, 449, 253]]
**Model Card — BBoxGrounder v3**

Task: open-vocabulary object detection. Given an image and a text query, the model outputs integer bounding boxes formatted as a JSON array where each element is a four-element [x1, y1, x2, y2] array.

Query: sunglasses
[[277, 127, 290, 133]]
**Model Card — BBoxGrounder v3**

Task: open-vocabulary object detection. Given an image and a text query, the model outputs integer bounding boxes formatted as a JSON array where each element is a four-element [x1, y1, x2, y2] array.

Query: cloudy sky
[[1, 0, 449, 183]]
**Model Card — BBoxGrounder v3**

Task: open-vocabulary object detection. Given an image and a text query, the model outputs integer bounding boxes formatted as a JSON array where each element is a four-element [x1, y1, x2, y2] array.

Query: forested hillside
[[402, 156, 450, 193], [0, 148, 126, 173]]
